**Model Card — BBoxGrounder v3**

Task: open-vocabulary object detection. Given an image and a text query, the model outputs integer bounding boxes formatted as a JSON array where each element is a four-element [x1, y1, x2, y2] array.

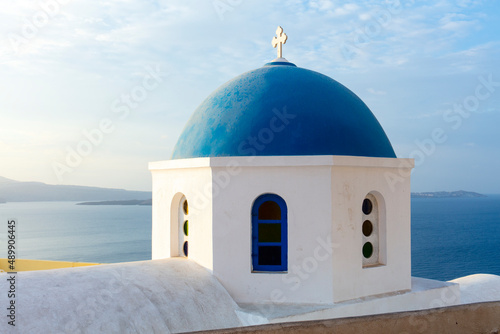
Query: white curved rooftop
[[0, 258, 242, 333], [451, 274, 500, 304]]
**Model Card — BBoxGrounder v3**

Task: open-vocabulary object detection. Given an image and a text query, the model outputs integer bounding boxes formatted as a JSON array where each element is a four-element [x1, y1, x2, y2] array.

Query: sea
[[0, 202, 151, 264], [1, 196, 499, 281], [411, 195, 500, 281]]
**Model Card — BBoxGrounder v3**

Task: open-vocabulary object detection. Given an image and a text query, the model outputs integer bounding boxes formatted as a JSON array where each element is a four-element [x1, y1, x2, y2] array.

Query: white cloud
[[332, 3, 360, 16], [367, 88, 386, 95]]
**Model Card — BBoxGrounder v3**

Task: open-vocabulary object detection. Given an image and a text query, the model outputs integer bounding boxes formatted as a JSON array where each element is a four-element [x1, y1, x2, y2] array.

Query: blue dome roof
[[172, 62, 396, 159]]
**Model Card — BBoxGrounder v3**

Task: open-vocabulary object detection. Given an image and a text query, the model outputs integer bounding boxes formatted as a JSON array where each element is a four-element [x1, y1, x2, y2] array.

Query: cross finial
[[272, 26, 287, 59]]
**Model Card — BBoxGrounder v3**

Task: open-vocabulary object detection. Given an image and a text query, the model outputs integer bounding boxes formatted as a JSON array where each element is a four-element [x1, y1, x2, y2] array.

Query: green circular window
[[183, 220, 189, 236], [183, 200, 189, 215], [362, 198, 372, 215], [362, 220, 373, 237], [362, 242, 373, 259]]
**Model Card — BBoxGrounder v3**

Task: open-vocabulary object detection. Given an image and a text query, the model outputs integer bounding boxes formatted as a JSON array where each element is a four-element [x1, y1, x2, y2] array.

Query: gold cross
[[272, 26, 287, 59]]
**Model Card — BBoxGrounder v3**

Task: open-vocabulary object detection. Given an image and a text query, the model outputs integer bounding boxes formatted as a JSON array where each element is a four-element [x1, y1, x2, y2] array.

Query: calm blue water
[[0, 197, 499, 280], [412, 195, 500, 281], [0, 202, 151, 263]]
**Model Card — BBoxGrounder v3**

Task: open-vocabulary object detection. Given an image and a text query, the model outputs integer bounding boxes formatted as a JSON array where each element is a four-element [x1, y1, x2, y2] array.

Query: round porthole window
[[183, 241, 188, 257], [362, 242, 373, 259], [362, 198, 372, 215], [183, 220, 189, 236], [362, 220, 373, 237], [183, 200, 189, 215]]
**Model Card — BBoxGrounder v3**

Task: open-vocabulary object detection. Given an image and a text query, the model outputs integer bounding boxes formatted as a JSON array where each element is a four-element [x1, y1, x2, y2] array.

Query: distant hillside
[[0, 176, 486, 203], [0, 176, 150, 202], [77, 199, 152, 206], [411, 190, 486, 198]]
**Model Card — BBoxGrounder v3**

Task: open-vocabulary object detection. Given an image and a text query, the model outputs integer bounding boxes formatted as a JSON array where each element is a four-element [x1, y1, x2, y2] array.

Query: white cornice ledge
[[149, 156, 415, 170]]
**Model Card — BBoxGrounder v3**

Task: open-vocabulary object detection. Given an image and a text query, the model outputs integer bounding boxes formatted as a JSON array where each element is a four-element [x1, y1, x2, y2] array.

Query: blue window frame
[[251, 194, 287, 272]]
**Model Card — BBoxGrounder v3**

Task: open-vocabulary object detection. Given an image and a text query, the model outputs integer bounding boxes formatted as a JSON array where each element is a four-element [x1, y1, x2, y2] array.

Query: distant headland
[[411, 190, 486, 198], [0, 176, 150, 202], [77, 199, 152, 206], [75, 191, 488, 206], [0, 175, 487, 204]]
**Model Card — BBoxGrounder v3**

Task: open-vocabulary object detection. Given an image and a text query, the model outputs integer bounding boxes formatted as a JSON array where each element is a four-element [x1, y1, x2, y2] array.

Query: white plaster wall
[[150, 160, 214, 270], [330, 159, 413, 302], [211, 161, 334, 304]]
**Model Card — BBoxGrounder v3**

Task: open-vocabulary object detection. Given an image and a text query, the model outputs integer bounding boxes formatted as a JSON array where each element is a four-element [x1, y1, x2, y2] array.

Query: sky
[[0, 0, 499, 193]]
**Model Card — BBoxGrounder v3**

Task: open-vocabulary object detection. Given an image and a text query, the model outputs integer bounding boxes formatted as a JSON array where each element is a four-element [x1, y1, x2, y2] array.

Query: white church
[[148, 25, 452, 306], [2, 27, 499, 333], [149, 26, 418, 305]]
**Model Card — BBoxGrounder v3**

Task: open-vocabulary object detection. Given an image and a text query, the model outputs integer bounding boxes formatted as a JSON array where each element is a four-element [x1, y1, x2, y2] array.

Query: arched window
[[180, 197, 189, 257], [251, 194, 287, 272], [171, 194, 189, 258], [362, 193, 383, 267]]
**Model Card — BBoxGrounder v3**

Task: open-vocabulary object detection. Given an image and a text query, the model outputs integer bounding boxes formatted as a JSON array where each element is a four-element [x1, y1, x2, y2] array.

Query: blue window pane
[[258, 223, 281, 242], [258, 246, 281, 265], [258, 201, 281, 220]]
